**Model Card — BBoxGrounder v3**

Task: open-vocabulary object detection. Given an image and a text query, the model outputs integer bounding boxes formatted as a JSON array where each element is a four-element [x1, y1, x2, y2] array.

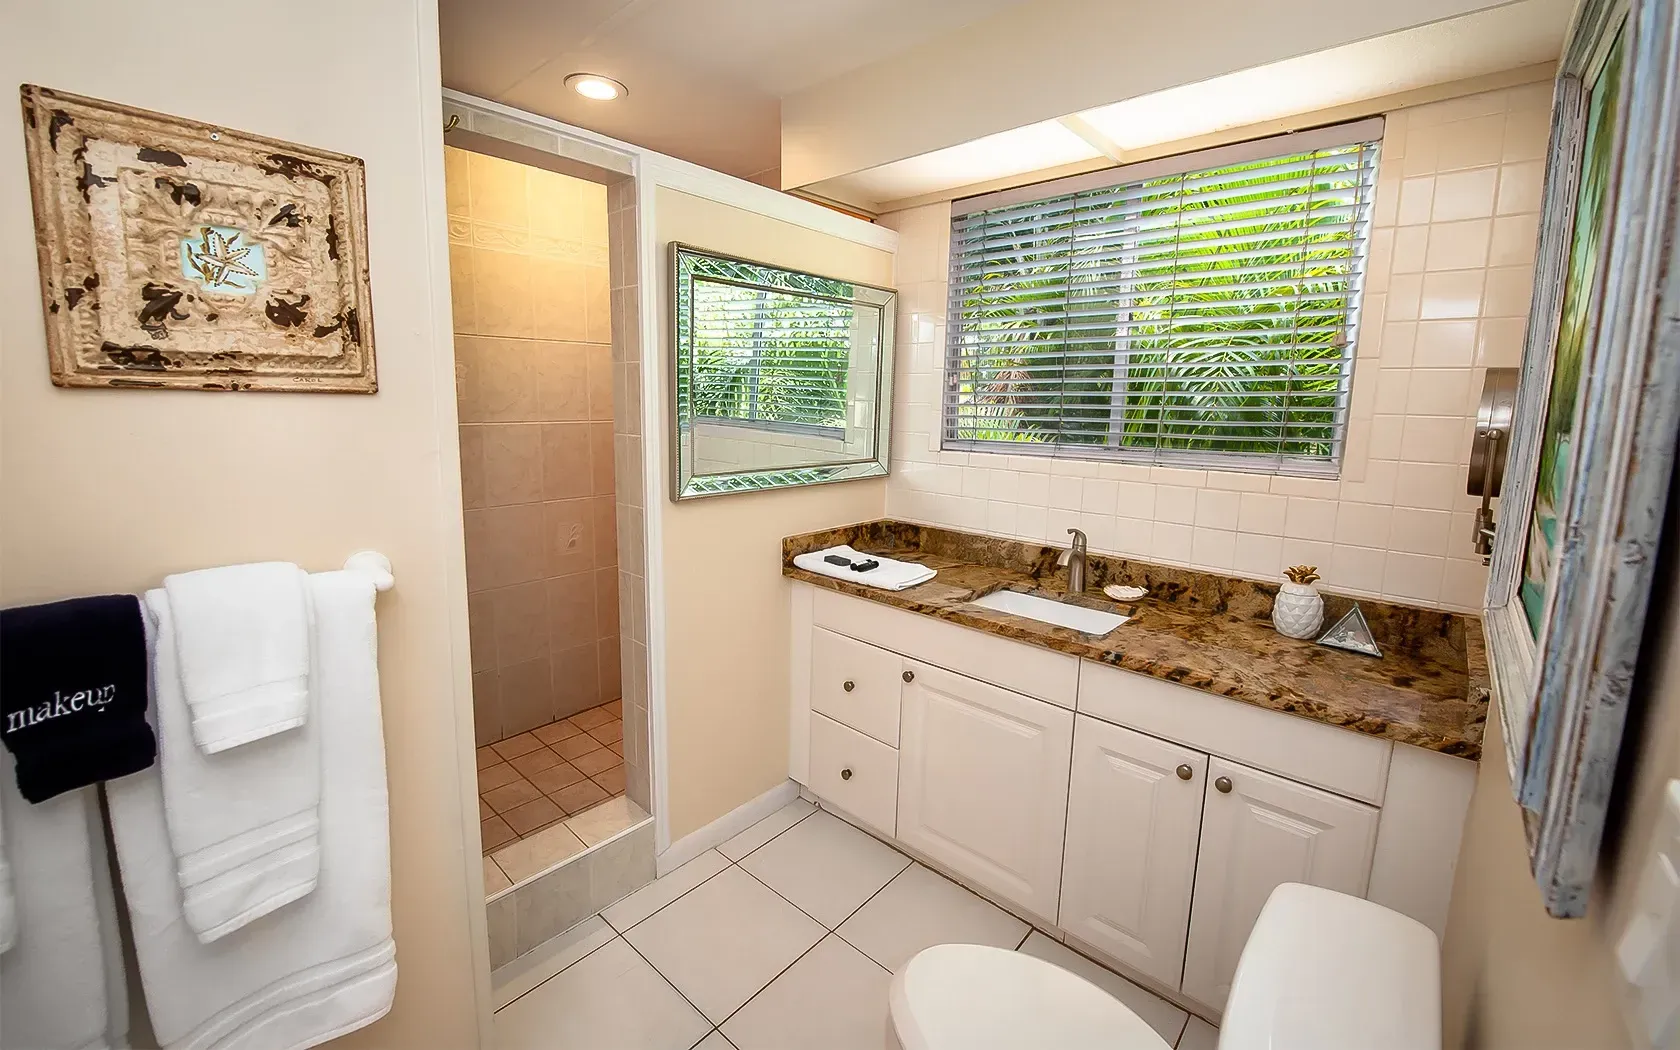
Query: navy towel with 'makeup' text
[[0, 594, 156, 802]]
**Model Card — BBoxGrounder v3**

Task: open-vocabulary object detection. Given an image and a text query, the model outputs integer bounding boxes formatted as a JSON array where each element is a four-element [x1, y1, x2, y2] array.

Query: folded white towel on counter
[[163, 562, 311, 754], [793, 545, 938, 591], [0, 761, 126, 1050], [145, 588, 321, 944], [111, 569, 395, 1050]]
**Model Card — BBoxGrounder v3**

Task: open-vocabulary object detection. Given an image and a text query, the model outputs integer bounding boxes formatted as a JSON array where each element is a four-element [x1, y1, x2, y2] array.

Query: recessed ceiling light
[[565, 73, 627, 102]]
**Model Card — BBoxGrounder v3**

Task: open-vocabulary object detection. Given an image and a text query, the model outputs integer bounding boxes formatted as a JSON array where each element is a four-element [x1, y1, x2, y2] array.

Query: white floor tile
[[624, 865, 826, 1024], [1018, 932, 1188, 1046], [719, 798, 816, 861], [494, 936, 709, 1050], [739, 811, 910, 928], [836, 863, 1029, 973], [1179, 1015, 1220, 1050], [722, 935, 892, 1050], [493, 914, 617, 1011], [692, 1032, 737, 1050], [604, 849, 732, 933]]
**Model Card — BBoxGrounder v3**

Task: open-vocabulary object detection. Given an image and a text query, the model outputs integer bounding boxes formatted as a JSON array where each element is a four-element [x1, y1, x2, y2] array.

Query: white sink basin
[[966, 590, 1130, 636]]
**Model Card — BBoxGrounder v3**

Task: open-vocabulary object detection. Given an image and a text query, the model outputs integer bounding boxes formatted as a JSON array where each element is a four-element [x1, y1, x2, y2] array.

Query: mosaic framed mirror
[[669, 243, 896, 500], [1483, 0, 1680, 916]]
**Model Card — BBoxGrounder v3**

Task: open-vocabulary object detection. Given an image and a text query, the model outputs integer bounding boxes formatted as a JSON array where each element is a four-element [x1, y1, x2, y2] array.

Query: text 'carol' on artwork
[[18, 84, 378, 393]]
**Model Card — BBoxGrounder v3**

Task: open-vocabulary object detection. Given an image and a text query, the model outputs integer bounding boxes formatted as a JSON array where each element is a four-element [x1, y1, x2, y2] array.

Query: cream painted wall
[[1440, 510, 1680, 1049], [779, 0, 1516, 187], [654, 187, 892, 841], [1, 5, 485, 1048], [880, 82, 1554, 612]]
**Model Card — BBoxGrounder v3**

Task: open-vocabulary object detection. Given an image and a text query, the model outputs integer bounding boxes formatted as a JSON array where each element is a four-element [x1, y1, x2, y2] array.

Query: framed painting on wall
[[1482, 0, 1680, 917]]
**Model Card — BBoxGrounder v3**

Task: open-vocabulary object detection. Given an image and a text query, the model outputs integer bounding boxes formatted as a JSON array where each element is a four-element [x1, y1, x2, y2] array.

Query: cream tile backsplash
[[880, 82, 1553, 612]]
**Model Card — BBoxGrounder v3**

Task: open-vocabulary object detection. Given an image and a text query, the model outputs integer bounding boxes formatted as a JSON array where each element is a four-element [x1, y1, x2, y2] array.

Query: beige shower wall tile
[[449, 242, 476, 334], [469, 150, 529, 229], [590, 423, 615, 496], [532, 255, 589, 342], [542, 422, 595, 500], [529, 166, 583, 237], [466, 503, 547, 590], [482, 423, 545, 506], [586, 266, 611, 343], [593, 497, 618, 566], [492, 581, 551, 666], [547, 571, 599, 647], [457, 337, 541, 423], [474, 247, 535, 339], [554, 642, 603, 718], [468, 591, 496, 670], [458, 425, 486, 510], [537, 341, 592, 421], [544, 498, 596, 578], [587, 343, 614, 421]]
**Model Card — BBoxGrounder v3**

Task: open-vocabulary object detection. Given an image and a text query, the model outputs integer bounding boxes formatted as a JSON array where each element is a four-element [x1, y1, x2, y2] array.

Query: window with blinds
[[688, 278, 854, 434], [944, 123, 1380, 476]]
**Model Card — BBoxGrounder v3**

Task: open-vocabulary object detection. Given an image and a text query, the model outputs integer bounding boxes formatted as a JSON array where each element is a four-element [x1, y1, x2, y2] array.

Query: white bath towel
[[0, 761, 126, 1050], [146, 588, 321, 943], [163, 562, 311, 753], [0, 786, 14, 955], [110, 569, 395, 1050], [793, 544, 938, 591]]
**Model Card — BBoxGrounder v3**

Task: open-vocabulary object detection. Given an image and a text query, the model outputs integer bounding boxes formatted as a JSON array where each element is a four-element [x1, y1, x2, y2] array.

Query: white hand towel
[[146, 588, 321, 943], [163, 562, 311, 753], [793, 545, 938, 591], [0, 767, 120, 1050], [110, 570, 396, 1050]]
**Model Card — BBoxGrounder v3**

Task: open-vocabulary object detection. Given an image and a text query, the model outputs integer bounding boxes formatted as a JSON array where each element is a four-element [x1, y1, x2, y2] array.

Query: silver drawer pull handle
[[1176, 764, 1193, 781], [1214, 776, 1232, 793], [840, 767, 853, 781], [843, 680, 855, 692], [902, 669, 915, 683]]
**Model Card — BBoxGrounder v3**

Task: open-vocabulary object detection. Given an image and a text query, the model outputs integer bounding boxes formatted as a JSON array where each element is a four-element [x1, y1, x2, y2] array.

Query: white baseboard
[[656, 779, 800, 875]]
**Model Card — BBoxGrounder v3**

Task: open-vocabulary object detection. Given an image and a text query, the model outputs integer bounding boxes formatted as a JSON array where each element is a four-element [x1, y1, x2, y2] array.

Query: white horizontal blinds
[[690, 278, 854, 428], [945, 130, 1379, 475]]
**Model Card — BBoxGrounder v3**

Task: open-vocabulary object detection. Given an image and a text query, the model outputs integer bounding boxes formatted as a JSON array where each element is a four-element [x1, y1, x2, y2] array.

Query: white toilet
[[888, 883, 1441, 1050]]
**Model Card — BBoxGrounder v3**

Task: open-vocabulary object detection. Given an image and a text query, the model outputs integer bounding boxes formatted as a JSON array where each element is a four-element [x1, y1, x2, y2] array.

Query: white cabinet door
[[897, 660, 1073, 921], [1181, 757, 1380, 1011], [1059, 716, 1206, 988]]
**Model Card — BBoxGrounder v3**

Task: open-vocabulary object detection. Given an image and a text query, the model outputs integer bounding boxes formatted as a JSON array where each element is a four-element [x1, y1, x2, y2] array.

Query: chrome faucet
[[1063, 528, 1088, 595]]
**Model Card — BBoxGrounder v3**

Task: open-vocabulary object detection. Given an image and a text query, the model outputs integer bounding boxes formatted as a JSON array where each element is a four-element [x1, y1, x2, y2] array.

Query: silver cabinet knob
[[1214, 776, 1232, 793], [902, 669, 915, 683], [1176, 764, 1193, 781], [840, 767, 853, 781], [843, 680, 855, 692]]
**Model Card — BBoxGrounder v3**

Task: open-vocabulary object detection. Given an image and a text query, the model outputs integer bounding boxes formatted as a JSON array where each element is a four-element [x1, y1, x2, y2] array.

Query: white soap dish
[[1104, 584, 1148, 602]]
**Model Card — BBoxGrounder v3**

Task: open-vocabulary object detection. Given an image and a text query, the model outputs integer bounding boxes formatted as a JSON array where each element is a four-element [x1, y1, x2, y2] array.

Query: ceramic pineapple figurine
[[1272, 565, 1325, 639]]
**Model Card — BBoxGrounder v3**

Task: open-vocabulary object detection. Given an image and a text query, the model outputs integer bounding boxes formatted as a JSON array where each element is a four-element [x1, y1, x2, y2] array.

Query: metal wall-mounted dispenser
[[1466, 368, 1518, 564]]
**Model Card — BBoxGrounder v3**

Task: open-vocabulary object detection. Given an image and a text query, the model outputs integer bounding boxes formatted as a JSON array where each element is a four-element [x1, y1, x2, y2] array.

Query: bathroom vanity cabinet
[[788, 582, 1474, 1017]]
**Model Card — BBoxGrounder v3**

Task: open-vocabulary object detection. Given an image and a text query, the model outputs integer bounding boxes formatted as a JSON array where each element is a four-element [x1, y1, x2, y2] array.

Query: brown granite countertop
[[783, 520, 1488, 760]]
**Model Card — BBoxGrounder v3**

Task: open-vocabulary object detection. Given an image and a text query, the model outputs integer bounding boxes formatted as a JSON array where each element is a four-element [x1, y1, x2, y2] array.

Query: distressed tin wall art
[[20, 85, 376, 392]]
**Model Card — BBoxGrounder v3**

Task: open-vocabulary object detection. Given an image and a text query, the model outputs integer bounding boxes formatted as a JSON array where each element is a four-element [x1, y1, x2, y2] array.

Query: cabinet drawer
[[811, 627, 902, 747], [809, 712, 898, 836]]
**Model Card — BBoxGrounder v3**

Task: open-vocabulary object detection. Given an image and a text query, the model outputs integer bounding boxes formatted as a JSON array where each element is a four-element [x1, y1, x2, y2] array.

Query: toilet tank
[[1220, 883, 1441, 1050]]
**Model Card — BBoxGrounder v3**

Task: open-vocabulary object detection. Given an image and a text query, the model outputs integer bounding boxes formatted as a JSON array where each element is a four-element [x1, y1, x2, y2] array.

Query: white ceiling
[[808, 0, 1572, 211], [438, 0, 1034, 178]]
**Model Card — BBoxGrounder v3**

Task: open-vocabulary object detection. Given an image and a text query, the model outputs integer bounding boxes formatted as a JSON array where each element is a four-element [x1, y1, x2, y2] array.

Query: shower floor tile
[[477, 699, 626, 856]]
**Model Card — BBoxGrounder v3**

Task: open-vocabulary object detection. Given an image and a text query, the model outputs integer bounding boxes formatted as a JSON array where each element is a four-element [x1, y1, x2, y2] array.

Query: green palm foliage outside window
[[946, 131, 1380, 475], [688, 278, 855, 433]]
